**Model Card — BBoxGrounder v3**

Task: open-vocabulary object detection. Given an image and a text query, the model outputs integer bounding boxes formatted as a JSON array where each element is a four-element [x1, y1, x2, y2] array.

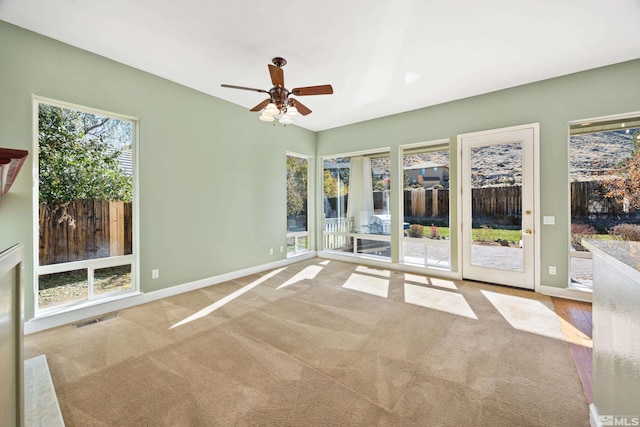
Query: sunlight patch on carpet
[[343, 273, 389, 298], [404, 283, 477, 319], [277, 265, 323, 289], [481, 290, 565, 340], [170, 268, 286, 329]]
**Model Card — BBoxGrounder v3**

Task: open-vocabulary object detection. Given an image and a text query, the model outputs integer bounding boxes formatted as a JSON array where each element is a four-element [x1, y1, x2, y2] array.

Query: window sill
[[34, 290, 142, 320]]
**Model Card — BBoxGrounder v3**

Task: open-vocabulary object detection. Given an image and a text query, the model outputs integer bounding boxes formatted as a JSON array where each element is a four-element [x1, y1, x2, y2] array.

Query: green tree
[[38, 104, 132, 205], [323, 170, 349, 198], [604, 130, 640, 209], [286, 156, 308, 217]]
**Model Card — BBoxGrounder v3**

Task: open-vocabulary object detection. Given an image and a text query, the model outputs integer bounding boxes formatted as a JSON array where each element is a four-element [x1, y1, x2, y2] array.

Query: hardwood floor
[[551, 297, 593, 403]]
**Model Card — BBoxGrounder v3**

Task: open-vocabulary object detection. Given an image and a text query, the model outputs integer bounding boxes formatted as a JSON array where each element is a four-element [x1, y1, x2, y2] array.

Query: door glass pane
[[402, 146, 450, 268], [469, 141, 524, 272]]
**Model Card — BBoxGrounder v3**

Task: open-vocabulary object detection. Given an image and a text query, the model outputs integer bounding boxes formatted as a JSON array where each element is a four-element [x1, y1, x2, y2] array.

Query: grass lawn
[[409, 226, 522, 243]]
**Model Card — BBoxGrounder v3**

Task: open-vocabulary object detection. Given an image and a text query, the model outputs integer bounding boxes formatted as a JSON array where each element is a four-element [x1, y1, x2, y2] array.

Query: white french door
[[459, 124, 538, 289]]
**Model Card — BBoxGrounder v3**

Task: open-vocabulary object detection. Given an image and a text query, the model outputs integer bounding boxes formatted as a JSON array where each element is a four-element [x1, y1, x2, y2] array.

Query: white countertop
[[582, 239, 640, 282]]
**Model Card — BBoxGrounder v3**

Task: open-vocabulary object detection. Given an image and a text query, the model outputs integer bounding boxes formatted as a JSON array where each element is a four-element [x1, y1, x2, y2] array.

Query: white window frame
[[32, 97, 140, 316]]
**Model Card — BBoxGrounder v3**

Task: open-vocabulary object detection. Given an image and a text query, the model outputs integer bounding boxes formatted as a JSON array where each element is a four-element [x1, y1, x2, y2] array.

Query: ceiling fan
[[221, 57, 333, 124]]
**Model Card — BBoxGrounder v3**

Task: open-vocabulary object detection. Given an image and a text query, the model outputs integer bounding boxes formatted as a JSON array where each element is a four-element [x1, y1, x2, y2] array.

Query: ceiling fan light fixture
[[279, 115, 293, 125], [286, 105, 299, 117], [264, 103, 279, 116], [259, 112, 275, 122]]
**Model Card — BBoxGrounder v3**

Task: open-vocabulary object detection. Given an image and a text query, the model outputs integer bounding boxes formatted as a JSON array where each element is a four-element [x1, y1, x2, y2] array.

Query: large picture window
[[322, 152, 391, 260], [36, 100, 137, 312], [286, 154, 309, 255], [569, 117, 640, 290]]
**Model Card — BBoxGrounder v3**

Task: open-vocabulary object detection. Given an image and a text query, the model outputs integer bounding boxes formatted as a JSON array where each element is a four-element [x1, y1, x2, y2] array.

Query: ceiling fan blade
[[250, 98, 271, 112], [291, 85, 333, 96], [268, 64, 284, 87], [291, 99, 312, 116], [221, 84, 268, 93]]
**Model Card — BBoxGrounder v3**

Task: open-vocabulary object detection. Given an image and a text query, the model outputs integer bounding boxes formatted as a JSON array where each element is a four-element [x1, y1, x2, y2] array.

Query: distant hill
[[570, 129, 636, 182], [340, 129, 638, 187]]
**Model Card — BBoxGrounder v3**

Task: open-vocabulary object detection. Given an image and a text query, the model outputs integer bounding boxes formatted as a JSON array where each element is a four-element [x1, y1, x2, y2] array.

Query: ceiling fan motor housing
[[270, 87, 290, 110]]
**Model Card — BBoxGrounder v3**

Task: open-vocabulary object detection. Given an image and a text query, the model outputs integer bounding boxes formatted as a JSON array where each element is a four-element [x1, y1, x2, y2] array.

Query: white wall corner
[[590, 403, 601, 427]]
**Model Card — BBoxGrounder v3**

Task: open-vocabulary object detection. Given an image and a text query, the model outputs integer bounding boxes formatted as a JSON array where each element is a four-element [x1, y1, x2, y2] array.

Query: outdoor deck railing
[[323, 217, 353, 250]]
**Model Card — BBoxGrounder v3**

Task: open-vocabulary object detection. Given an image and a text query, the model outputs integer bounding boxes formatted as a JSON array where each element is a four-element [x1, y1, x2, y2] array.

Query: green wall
[[0, 21, 316, 321], [317, 59, 640, 287]]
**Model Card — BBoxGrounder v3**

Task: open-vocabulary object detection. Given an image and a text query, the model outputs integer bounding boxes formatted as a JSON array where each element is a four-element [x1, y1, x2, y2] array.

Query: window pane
[[94, 265, 132, 296], [323, 154, 391, 260], [38, 269, 88, 309], [402, 147, 450, 268], [323, 157, 351, 253], [286, 155, 309, 256], [286, 155, 308, 232]]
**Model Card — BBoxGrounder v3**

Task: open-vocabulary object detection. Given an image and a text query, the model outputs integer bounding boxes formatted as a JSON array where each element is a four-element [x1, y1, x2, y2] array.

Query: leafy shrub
[[609, 224, 640, 241], [407, 224, 424, 238], [571, 223, 596, 251]]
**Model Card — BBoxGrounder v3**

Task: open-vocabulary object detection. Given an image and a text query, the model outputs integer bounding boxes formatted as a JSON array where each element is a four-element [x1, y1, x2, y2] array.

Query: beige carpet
[[25, 258, 589, 426]]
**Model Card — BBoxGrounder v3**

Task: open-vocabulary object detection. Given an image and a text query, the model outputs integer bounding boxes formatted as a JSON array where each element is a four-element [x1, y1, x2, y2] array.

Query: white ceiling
[[2, 0, 640, 132]]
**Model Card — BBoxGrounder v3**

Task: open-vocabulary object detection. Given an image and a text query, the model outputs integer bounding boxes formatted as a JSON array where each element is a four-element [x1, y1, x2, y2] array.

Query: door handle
[[524, 229, 533, 235]]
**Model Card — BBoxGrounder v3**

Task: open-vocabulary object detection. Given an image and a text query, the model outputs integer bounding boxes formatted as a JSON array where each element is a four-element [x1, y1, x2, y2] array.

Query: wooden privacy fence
[[571, 181, 636, 217], [403, 189, 450, 218], [39, 199, 132, 265], [400, 182, 635, 219], [471, 186, 522, 218]]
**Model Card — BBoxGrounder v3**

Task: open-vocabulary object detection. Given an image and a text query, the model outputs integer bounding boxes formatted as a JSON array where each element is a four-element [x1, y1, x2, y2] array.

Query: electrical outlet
[[152, 269, 159, 279], [280, 246, 284, 253], [269, 248, 273, 255], [548, 266, 556, 276]]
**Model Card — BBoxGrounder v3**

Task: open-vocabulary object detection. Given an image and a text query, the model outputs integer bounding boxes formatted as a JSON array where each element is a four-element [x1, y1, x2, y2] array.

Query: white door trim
[[456, 123, 540, 291]]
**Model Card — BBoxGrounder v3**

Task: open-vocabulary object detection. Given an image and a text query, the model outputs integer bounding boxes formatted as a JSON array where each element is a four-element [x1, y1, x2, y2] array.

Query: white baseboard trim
[[590, 403, 601, 427], [25, 252, 317, 334], [539, 285, 593, 302], [318, 251, 462, 281]]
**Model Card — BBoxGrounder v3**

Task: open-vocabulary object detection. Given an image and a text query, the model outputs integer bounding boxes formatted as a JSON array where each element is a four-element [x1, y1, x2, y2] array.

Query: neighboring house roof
[[107, 147, 133, 176], [404, 161, 447, 170], [324, 161, 350, 170]]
